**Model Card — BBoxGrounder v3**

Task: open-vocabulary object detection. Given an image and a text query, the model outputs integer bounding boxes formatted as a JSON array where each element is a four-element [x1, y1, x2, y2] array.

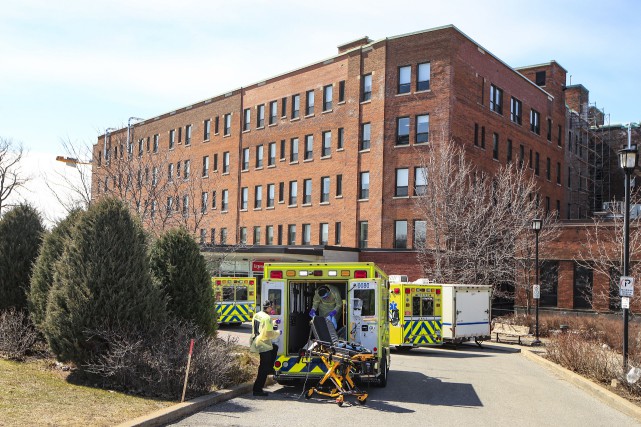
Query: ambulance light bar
[[328, 270, 337, 276], [354, 270, 367, 278], [270, 271, 283, 279], [393, 288, 400, 294]]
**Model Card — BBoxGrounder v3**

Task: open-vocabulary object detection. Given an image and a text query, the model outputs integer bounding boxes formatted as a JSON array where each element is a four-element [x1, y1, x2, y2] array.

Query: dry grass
[[0, 358, 172, 427]]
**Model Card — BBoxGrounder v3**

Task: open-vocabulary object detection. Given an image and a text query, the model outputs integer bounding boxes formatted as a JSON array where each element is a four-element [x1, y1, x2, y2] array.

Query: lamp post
[[618, 139, 638, 370], [532, 218, 543, 346]]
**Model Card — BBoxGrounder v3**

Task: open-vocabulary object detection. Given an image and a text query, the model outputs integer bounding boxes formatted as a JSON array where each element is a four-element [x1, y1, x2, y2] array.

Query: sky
[[1, 0, 640, 225]]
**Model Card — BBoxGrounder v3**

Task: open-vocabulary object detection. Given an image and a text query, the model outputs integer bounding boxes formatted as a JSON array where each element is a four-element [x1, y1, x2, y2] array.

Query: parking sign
[[620, 276, 635, 297]]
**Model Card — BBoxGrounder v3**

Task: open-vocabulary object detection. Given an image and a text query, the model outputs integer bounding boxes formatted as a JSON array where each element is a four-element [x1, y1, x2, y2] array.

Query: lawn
[[0, 358, 173, 427]]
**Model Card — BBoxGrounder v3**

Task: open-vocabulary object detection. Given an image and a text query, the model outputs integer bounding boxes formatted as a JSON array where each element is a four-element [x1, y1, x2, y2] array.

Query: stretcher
[[303, 316, 375, 406]]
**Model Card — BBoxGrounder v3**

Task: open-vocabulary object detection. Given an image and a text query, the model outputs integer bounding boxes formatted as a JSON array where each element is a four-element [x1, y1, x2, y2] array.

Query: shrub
[[29, 209, 83, 332], [0, 308, 39, 360], [150, 228, 216, 335], [0, 204, 45, 311], [43, 198, 167, 366], [83, 318, 252, 398]]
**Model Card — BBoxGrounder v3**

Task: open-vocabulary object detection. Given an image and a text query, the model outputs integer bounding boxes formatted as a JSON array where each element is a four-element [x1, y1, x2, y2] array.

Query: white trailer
[[440, 284, 491, 346]]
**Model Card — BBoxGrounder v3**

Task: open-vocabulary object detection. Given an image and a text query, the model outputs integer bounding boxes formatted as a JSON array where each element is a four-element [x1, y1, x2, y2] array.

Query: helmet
[[317, 286, 330, 299], [263, 300, 273, 310]]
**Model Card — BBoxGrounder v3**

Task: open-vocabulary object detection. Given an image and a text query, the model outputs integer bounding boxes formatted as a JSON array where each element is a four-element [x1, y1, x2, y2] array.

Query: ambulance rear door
[[348, 278, 379, 353], [261, 280, 286, 354]]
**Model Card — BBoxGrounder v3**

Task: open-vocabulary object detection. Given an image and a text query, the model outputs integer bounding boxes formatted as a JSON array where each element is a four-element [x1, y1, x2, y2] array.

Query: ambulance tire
[[395, 346, 413, 352], [231, 322, 242, 327], [376, 355, 388, 387]]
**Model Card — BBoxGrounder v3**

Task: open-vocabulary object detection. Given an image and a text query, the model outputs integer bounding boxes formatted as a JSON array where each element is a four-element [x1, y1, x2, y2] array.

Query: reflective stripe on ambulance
[[403, 320, 442, 344], [274, 356, 327, 374], [215, 303, 254, 323]]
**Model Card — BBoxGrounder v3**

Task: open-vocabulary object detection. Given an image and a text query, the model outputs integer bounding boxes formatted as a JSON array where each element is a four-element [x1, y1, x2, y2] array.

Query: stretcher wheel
[[305, 389, 313, 399], [357, 396, 367, 405], [336, 396, 344, 406]]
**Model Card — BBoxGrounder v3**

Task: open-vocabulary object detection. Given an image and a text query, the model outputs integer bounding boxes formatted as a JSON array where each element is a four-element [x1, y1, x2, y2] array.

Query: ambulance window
[[412, 296, 421, 316], [354, 289, 375, 316], [267, 289, 282, 315], [422, 297, 434, 316], [222, 286, 234, 301], [236, 286, 248, 301]]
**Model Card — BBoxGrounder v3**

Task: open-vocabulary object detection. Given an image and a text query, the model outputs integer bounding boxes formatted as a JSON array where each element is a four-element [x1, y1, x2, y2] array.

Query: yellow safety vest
[[250, 311, 279, 353]]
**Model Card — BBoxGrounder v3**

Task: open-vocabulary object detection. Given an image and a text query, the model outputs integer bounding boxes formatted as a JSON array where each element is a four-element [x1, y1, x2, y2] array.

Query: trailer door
[[261, 280, 286, 354], [455, 288, 491, 337], [348, 279, 378, 352]]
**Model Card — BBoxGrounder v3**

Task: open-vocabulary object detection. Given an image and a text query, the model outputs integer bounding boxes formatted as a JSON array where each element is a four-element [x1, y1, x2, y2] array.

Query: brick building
[[93, 25, 631, 311]]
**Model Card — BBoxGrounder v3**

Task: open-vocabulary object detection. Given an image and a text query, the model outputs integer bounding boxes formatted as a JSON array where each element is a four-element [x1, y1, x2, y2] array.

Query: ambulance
[[388, 277, 443, 350], [212, 277, 257, 325], [261, 262, 391, 386]]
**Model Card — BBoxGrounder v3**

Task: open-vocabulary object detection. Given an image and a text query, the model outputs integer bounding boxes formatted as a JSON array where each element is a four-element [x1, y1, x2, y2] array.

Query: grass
[[0, 358, 173, 427]]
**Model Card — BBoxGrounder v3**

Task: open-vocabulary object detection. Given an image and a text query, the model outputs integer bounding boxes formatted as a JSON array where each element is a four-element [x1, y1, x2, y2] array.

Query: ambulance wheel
[[395, 346, 412, 352], [376, 356, 388, 387], [231, 322, 242, 327]]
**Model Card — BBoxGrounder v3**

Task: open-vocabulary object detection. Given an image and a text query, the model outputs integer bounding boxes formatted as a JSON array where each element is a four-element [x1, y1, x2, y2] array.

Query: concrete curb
[[117, 380, 261, 427], [521, 348, 641, 423]]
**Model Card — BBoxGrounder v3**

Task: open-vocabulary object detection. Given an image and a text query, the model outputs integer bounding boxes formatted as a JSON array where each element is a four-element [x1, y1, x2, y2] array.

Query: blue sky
[[1, 0, 640, 223]]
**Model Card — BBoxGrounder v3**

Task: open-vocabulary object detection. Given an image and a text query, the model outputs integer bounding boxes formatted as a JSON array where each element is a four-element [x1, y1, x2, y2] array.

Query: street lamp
[[532, 218, 543, 346], [618, 139, 638, 369]]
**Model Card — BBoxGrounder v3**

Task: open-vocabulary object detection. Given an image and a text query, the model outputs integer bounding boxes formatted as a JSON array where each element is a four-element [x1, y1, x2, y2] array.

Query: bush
[[0, 204, 45, 311], [29, 210, 83, 332], [83, 318, 253, 398], [0, 308, 39, 360], [150, 228, 216, 335], [43, 198, 167, 366]]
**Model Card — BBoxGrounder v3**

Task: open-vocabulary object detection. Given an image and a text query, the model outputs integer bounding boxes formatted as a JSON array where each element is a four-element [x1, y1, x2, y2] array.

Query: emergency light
[[393, 288, 400, 294], [354, 270, 367, 278], [405, 288, 411, 294], [270, 271, 283, 279]]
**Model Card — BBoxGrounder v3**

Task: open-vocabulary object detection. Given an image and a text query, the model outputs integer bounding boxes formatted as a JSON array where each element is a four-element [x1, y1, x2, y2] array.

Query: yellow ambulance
[[212, 277, 257, 325]]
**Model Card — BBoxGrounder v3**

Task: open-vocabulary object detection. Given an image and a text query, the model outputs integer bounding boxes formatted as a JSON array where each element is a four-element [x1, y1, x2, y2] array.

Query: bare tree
[[414, 136, 560, 308], [0, 138, 30, 215], [45, 138, 93, 214]]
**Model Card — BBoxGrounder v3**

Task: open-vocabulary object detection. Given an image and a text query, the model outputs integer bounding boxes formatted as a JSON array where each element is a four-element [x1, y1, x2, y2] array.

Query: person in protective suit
[[309, 284, 343, 323], [250, 300, 281, 396]]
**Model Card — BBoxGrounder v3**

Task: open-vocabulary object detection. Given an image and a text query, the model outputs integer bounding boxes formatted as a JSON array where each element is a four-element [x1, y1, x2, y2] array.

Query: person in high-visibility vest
[[250, 300, 280, 396], [309, 284, 343, 325]]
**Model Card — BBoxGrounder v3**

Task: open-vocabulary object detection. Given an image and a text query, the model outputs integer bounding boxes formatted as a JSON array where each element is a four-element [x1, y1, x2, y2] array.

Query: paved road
[[172, 324, 640, 427]]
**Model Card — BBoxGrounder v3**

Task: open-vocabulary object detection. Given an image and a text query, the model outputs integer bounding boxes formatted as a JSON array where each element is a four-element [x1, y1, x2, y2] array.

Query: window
[[481, 126, 485, 148], [395, 168, 409, 197], [335, 222, 342, 245], [417, 62, 430, 91], [321, 176, 330, 203], [168, 163, 174, 181], [414, 220, 426, 248], [279, 182, 284, 203], [267, 184, 275, 208], [535, 152, 540, 176], [266, 225, 274, 245], [557, 162, 561, 185], [338, 80, 345, 102], [573, 263, 593, 309], [394, 220, 408, 248], [519, 144, 524, 168], [287, 225, 296, 245], [222, 189, 229, 211], [269, 101, 277, 125], [166, 196, 173, 214], [292, 94, 300, 119], [416, 114, 429, 143], [337, 128, 344, 150], [213, 153, 218, 171], [280, 140, 286, 160], [323, 85, 332, 111], [547, 118, 552, 141], [529, 149, 533, 169], [304, 135, 313, 160], [153, 134, 159, 152], [361, 123, 371, 150], [336, 174, 343, 197], [277, 225, 283, 245], [255, 185, 262, 209], [289, 180, 297, 205], [241, 187, 248, 210], [152, 166, 158, 186], [220, 228, 227, 245], [322, 131, 331, 157], [239, 227, 247, 244], [510, 97, 522, 124], [306, 90, 314, 115], [359, 171, 369, 199], [151, 201, 157, 218], [396, 117, 410, 145], [169, 130, 175, 150], [243, 108, 251, 131], [204, 119, 211, 140], [535, 71, 546, 86], [256, 144, 264, 168], [212, 190, 217, 209], [359, 221, 368, 248], [290, 138, 299, 162], [242, 148, 249, 170], [414, 167, 427, 196], [281, 97, 287, 118], [319, 223, 329, 245], [184, 160, 190, 179], [507, 139, 513, 163], [257, 105, 265, 128], [303, 179, 312, 204], [302, 224, 311, 245], [223, 152, 230, 174], [546, 157, 551, 180], [185, 125, 192, 145], [268, 142, 276, 166], [215, 116, 219, 134], [490, 84, 503, 115], [224, 113, 231, 135], [362, 74, 372, 101], [182, 195, 189, 217], [530, 109, 540, 134], [201, 192, 208, 214], [210, 228, 216, 244], [253, 226, 261, 245], [398, 65, 411, 94], [492, 133, 499, 160], [138, 139, 143, 157], [202, 156, 209, 177], [474, 123, 479, 146]]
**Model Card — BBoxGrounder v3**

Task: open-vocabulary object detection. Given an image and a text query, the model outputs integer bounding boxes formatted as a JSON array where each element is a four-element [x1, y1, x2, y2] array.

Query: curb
[[521, 348, 641, 423], [117, 379, 270, 427]]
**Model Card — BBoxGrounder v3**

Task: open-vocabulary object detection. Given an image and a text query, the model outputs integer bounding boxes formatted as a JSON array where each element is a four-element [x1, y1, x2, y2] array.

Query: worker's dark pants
[[253, 344, 278, 392]]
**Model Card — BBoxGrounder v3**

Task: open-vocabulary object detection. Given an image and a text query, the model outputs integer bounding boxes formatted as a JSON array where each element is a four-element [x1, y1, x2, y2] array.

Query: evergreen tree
[[43, 198, 166, 365], [0, 204, 44, 311], [150, 227, 216, 335], [29, 209, 83, 332]]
